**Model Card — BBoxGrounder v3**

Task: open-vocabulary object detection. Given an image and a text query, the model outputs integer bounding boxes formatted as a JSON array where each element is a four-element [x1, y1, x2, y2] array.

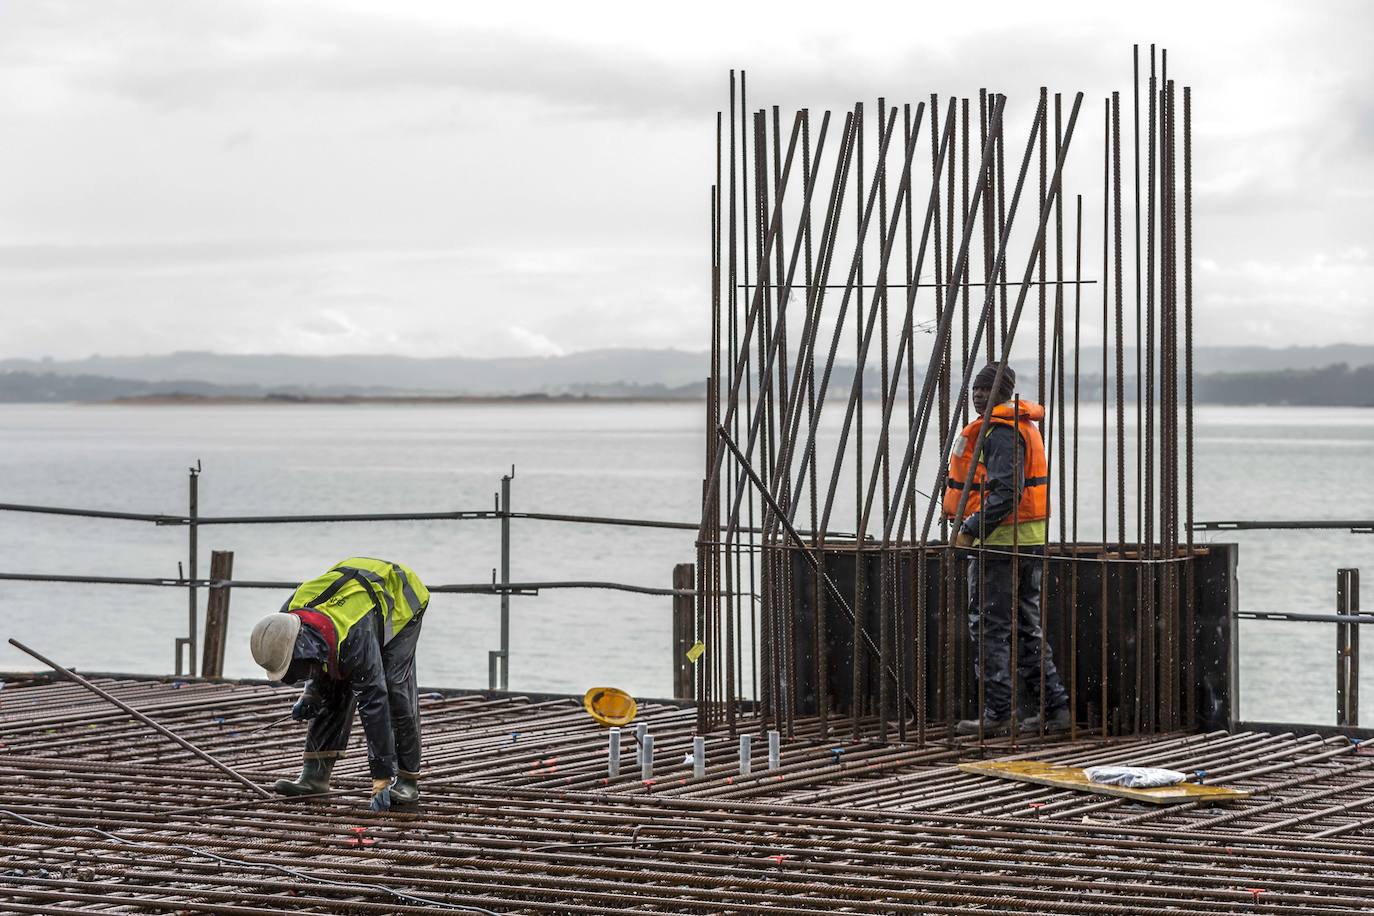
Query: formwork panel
[[783, 542, 1236, 735]]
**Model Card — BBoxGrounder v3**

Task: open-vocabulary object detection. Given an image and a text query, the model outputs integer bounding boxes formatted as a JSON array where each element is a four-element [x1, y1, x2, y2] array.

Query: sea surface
[[1, 401, 1371, 725]]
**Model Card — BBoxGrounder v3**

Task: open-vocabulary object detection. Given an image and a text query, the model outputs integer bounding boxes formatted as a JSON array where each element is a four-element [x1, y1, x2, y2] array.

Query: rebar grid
[[3, 677, 1374, 912]]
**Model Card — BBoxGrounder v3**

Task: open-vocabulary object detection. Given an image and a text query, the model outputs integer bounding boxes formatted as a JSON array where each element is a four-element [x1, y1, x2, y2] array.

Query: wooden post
[[201, 550, 234, 679], [672, 563, 696, 700]]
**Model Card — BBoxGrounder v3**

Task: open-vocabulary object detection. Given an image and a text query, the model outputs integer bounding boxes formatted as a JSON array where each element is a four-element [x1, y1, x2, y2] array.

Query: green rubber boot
[[390, 775, 420, 805], [272, 758, 334, 797]]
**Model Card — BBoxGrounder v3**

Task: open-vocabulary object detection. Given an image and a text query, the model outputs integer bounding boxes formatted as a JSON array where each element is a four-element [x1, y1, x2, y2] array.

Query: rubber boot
[[954, 715, 1010, 738], [390, 775, 420, 805], [1021, 705, 1072, 733], [272, 758, 334, 797]]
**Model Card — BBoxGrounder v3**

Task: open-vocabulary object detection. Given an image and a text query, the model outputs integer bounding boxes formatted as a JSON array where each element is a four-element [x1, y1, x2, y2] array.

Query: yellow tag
[[686, 640, 706, 663]]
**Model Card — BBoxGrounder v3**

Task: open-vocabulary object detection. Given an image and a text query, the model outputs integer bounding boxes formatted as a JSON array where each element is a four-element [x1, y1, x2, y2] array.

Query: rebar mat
[[2, 676, 1373, 912]]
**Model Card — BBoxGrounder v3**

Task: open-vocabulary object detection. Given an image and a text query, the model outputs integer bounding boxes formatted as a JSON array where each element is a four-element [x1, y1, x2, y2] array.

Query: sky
[[0, 0, 1370, 360]]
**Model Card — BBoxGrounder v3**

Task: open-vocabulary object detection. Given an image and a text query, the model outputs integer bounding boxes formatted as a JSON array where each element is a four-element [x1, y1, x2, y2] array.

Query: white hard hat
[[250, 613, 302, 681]]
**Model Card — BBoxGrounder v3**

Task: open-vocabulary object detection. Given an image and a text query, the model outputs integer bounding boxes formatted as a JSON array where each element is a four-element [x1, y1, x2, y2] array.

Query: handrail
[[2, 467, 742, 689], [0, 502, 181, 524], [0, 500, 862, 538], [1238, 611, 1374, 625], [0, 571, 703, 597], [1193, 519, 1374, 532]]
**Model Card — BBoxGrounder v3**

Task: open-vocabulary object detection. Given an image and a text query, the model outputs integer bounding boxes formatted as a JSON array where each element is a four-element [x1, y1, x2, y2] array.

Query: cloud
[[0, 240, 705, 359], [507, 325, 566, 357], [0, 3, 1196, 125], [1195, 249, 1374, 345], [0, 1, 707, 120], [0, 1, 1372, 360], [294, 309, 358, 337]]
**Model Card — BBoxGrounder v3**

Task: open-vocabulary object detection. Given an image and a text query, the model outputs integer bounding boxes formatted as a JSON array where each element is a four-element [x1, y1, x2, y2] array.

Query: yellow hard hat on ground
[[583, 687, 637, 727]]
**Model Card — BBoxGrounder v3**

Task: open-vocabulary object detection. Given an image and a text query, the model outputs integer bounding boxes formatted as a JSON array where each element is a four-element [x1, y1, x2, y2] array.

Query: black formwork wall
[[783, 543, 1237, 735]]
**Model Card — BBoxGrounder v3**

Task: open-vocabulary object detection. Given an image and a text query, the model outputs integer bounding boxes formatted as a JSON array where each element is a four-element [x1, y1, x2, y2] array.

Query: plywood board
[[958, 760, 1249, 805]]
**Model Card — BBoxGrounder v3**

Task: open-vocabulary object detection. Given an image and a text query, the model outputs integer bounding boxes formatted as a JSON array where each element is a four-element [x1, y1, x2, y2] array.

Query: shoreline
[[100, 393, 701, 406], [0, 395, 1368, 408]]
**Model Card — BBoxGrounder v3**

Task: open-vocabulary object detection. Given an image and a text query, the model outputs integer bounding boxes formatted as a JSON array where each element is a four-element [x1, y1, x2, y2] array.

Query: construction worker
[[249, 557, 429, 810], [944, 363, 1071, 737]]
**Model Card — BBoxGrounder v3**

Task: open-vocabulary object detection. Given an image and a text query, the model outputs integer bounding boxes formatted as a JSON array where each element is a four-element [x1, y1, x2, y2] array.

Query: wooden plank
[[957, 760, 1249, 805], [672, 563, 695, 700], [200, 550, 234, 679]]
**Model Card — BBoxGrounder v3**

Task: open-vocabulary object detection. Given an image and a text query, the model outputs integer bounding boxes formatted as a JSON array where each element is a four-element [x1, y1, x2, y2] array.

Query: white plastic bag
[[1084, 765, 1187, 788]]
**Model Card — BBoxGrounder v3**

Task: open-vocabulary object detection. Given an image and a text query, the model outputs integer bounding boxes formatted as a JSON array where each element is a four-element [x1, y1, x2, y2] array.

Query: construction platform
[[3, 674, 1374, 913]]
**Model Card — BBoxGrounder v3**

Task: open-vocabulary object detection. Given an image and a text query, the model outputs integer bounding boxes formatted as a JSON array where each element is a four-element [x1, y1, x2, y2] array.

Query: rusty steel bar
[[5, 640, 271, 797]]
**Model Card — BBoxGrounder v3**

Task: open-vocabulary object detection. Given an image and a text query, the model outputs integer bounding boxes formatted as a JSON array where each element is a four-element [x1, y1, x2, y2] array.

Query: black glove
[[291, 691, 325, 722]]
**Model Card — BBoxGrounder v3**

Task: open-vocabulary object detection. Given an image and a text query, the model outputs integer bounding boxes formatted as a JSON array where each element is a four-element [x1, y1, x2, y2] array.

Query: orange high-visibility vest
[[943, 400, 1049, 527]]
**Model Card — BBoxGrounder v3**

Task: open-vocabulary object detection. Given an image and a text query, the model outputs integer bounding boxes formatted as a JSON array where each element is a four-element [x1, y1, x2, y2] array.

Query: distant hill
[[7, 344, 1371, 390], [0, 370, 704, 404], [1194, 363, 1374, 407], [0, 372, 410, 403], [2, 345, 1372, 405], [1072, 343, 1374, 375], [0, 349, 708, 395]]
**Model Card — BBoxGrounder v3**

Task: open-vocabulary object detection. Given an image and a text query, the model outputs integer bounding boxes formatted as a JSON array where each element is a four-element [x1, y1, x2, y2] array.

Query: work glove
[[291, 691, 325, 722], [369, 777, 393, 812], [952, 530, 975, 550]]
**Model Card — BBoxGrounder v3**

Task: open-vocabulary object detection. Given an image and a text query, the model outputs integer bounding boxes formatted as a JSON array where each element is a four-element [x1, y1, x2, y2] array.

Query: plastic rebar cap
[[250, 613, 302, 682], [583, 686, 637, 727]]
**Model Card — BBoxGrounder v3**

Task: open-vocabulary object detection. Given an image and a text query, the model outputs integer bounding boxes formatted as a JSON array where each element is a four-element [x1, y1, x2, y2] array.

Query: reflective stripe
[[393, 564, 424, 614], [347, 567, 396, 646], [947, 475, 1047, 491]]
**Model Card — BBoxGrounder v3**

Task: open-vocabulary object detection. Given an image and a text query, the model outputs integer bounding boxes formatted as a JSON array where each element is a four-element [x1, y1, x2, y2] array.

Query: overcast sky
[[1, 0, 1370, 360]]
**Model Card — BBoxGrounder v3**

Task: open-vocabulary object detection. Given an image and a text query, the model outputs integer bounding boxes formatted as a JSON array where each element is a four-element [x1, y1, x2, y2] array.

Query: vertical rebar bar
[[1114, 88, 1135, 734], [1100, 97, 1110, 738], [1038, 86, 1048, 415], [1071, 192, 1083, 740], [1142, 60, 1157, 735], [1183, 84, 1196, 729]]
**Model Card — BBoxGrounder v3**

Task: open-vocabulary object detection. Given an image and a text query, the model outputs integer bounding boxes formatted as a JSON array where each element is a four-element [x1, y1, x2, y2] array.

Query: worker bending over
[[250, 557, 429, 810], [945, 363, 1071, 737]]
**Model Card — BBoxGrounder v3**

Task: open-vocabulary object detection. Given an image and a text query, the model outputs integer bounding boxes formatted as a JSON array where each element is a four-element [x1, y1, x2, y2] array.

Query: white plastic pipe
[[768, 729, 780, 771], [739, 733, 752, 776], [693, 735, 705, 779], [608, 727, 621, 778]]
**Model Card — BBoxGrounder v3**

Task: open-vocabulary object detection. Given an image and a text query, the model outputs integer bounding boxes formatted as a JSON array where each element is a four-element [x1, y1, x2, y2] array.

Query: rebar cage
[[696, 49, 1200, 743]]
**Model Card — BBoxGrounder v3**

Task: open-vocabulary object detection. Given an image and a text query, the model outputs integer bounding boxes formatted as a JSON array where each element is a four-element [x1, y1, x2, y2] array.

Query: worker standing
[[249, 557, 429, 810], [944, 363, 1071, 736]]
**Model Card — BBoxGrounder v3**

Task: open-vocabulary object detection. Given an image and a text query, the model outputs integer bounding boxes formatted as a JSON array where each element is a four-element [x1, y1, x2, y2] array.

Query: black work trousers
[[303, 614, 424, 776], [966, 550, 1069, 721]]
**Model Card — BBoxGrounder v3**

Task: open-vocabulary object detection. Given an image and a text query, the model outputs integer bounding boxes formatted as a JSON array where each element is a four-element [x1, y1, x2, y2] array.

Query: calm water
[[0, 402, 1370, 723]]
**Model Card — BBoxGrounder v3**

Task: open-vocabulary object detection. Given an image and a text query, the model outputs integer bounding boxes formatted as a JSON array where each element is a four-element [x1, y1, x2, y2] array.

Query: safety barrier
[[0, 463, 730, 690]]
